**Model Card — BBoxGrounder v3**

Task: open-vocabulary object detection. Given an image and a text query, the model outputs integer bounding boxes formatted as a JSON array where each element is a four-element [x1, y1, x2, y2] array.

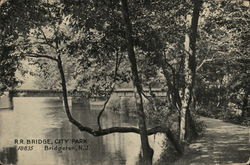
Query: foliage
[[107, 95, 182, 131], [0, 45, 19, 93], [195, 1, 250, 123], [0, 0, 54, 93], [0, 1, 249, 163], [12, 2, 88, 90]]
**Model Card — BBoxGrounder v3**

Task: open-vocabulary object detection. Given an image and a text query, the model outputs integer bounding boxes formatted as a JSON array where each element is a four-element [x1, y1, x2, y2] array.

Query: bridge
[[1, 88, 166, 110], [9, 89, 89, 97], [8, 88, 166, 98]]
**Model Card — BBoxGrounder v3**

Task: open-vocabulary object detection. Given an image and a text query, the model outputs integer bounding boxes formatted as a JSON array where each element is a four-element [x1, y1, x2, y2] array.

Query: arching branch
[[27, 52, 182, 155], [56, 54, 171, 137]]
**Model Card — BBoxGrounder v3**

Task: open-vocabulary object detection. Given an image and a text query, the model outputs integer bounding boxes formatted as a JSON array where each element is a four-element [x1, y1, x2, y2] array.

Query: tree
[[13, 1, 182, 165], [120, 0, 154, 163], [195, 1, 249, 122], [0, 0, 26, 93], [134, 0, 202, 143], [178, 0, 203, 142], [0, 0, 53, 93]]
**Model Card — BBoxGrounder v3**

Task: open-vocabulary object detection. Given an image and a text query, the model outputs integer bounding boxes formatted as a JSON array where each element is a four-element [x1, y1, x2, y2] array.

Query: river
[[0, 97, 167, 165]]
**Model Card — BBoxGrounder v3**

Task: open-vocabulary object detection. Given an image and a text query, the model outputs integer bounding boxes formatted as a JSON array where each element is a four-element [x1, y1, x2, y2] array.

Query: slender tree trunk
[[121, 0, 153, 164], [57, 55, 73, 120], [179, 0, 202, 142], [180, 96, 189, 142]]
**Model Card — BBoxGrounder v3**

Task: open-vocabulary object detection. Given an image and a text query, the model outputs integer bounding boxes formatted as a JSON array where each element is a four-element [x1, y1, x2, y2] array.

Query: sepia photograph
[[0, 0, 249, 165]]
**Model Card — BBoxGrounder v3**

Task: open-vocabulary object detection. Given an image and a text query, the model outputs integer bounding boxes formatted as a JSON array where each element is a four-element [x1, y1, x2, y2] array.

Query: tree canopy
[[0, 0, 249, 164]]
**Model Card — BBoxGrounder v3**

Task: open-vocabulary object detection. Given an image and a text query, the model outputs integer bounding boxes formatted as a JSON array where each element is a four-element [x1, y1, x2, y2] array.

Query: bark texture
[[179, 0, 202, 142]]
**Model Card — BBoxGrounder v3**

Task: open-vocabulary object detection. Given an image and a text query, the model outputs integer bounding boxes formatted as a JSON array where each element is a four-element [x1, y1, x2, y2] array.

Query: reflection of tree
[[43, 101, 148, 165], [0, 147, 17, 164]]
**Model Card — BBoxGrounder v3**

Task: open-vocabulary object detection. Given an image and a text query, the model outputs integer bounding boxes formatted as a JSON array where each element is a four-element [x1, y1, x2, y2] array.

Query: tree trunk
[[180, 99, 188, 142], [165, 130, 183, 156], [179, 0, 202, 143], [57, 55, 73, 121], [121, 0, 153, 164]]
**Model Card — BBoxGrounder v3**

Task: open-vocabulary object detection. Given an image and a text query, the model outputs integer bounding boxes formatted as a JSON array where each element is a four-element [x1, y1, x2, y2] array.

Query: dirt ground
[[173, 117, 250, 165]]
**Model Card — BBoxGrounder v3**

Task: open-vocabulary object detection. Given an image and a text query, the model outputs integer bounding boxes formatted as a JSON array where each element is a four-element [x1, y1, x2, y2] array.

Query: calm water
[[0, 97, 166, 165]]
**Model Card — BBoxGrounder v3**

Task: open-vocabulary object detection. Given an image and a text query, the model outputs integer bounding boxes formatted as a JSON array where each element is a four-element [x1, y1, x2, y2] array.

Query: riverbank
[[173, 117, 250, 165]]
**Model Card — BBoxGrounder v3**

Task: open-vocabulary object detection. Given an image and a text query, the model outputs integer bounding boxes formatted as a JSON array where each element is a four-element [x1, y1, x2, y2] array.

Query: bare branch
[[97, 51, 123, 130], [37, 26, 57, 50], [29, 41, 52, 46], [141, 90, 158, 112], [97, 82, 116, 130], [68, 114, 170, 136], [196, 57, 214, 71], [67, 114, 183, 154], [196, 49, 220, 71], [141, 91, 151, 101], [25, 53, 58, 62]]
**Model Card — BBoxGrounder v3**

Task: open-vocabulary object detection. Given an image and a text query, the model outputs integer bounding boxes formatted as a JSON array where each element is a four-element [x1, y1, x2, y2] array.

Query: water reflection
[[0, 97, 165, 165], [0, 147, 17, 164]]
